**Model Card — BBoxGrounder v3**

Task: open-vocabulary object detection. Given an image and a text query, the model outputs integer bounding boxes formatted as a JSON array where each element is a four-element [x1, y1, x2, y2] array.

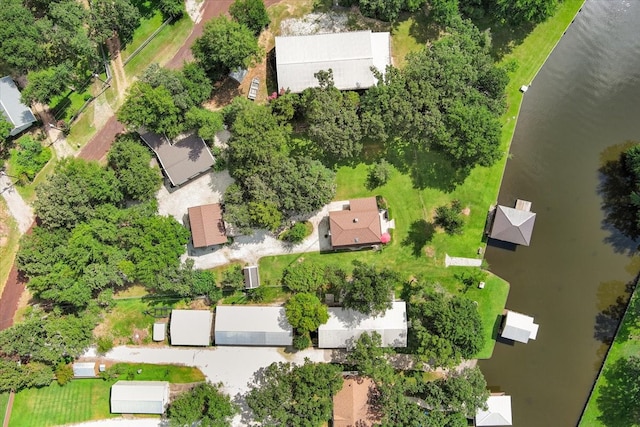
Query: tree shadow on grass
[[403, 219, 435, 257], [596, 356, 640, 427]]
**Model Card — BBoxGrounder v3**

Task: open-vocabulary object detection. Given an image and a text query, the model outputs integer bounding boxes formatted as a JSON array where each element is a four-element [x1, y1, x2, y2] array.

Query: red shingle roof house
[[188, 203, 227, 248], [329, 197, 382, 249], [333, 376, 380, 427]]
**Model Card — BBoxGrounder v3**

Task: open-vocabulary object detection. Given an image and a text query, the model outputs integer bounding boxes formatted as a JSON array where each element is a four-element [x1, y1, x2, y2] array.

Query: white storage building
[[475, 395, 513, 426], [318, 301, 407, 349], [72, 362, 96, 378], [170, 309, 212, 346], [214, 306, 293, 346], [501, 310, 539, 344], [110, 380, 170, 414], [275, 31, 391, 93]]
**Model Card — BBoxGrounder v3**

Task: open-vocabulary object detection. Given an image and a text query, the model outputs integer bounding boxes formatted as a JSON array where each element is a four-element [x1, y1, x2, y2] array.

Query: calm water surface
[[479, 1, 640, 425]]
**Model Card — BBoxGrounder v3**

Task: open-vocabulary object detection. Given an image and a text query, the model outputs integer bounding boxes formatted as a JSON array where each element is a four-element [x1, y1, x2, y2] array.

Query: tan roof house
[[333, 376, 379, 427], [188, 203, 227, 248], [329, 197, 382, 249]]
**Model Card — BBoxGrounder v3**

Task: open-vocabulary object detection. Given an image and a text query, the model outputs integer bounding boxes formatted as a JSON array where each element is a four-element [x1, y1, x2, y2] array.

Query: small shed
[[170, 309, 213, 346], [110, 380, 170, 414], [228, 68, 248, 84], [476, 395, 513, 426], [489, 202, 537, 246], [72, 362, 96, 378], [501, 310, 539, 344], [318, 301, 407, 349], [243, 265, 260, 289], [153, 322, 166, 341], [0, 76, 37, 136], [214, 306, 293, 346]]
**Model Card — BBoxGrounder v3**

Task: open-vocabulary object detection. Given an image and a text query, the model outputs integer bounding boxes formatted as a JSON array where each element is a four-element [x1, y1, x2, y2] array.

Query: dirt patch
[[132, 328, 149, 345], [0, 204, 10, 247], [425, 246, 436, 258], [462, 207, 471, 216], [205, 78, 243, 110], [188, 299, 210, 310]]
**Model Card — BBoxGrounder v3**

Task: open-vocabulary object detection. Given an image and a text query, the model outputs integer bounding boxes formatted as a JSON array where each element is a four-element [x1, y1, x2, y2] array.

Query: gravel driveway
[[0, 172, 34, 234]]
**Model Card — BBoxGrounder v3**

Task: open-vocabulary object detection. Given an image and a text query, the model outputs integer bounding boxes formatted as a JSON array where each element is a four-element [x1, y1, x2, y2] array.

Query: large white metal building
[[170, 309, 213, 346], [318, 301, 408, 349], [275, 31, 391, 93], [110, 381, 170, 414], [214, 306, 293, 346]]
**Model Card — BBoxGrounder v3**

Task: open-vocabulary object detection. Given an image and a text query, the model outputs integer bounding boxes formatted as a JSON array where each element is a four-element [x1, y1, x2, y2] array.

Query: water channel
[[479, 1, 640, 425]]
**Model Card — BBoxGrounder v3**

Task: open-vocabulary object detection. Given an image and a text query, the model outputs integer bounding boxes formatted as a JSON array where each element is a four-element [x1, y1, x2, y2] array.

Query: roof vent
[[353, 218, 359, 223], [354, 238, 359, 243]]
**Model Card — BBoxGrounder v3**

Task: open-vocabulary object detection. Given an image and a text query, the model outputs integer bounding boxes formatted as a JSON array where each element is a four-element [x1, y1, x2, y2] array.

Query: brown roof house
[[329, 197, 392, 249], [188, 203, 227, 248], [333, 376, 380, 427]]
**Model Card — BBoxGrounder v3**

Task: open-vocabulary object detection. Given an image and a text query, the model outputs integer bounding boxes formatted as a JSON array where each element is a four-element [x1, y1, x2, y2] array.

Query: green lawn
[[121, 10, 165, 62], [124, 14, 194, 78], [9, 364, 204, 427], [7, 147, 57, 203], [0, 392, 9, 426], [98, 297, 185, 344], [579, 285, 640, 426]]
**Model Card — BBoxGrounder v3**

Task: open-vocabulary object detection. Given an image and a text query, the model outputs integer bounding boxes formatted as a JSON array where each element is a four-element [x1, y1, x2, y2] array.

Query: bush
[[293, 333, 311, 350], [10, 136, 52, 182], [55, 363, 74, 386], [282, 262, 325, 293], [434, 201, 464, 235], [281, 222, 310, 244], [221, 265, 245, 290], [367, 159, 393, 189], [97, 335, 114, 355]]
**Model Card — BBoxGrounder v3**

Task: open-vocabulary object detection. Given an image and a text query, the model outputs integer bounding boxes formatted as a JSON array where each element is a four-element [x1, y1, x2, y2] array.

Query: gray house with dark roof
[[489, 201, 537, 246], [0, 76, 37, 136]]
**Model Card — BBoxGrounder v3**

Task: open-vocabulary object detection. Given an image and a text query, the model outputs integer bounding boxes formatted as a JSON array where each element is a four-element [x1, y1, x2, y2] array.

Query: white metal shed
[[72, 362, 96, 378], [110, 380, 170, 414], [170, 309, 212, 346], [318, 301, 407, 349], [153, 323, 166, 342], [214, 306, 293, 346], [501, 310, 539, 344]]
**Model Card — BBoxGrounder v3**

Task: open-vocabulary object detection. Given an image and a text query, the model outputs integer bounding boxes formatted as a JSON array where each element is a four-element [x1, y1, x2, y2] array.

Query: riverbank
[[579, 275, 640, 425]]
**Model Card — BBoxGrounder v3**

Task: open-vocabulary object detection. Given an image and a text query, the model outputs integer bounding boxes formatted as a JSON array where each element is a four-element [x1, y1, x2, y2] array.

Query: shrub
[[10, 136, 52, 182], [221, 265, 245, 290], [281, 222, 309, 244], [367, 159, 393, 189], [55, 363, 74, 386], [282, 262, 325, 293], [434, 201, 464, 235], [293, 333, 311, 350], [97, 335, 114, 355]]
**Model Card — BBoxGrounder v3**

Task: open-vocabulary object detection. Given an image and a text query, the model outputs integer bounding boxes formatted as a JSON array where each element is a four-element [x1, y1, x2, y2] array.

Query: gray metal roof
[[0, 76, 36, 131], [243, 266, 260, 289], [72, 362, 96, 377], [170, 309, 212, 346], [110, 380, 169, 414], [318, 301, 407, 348], [275, 31, 390, 93], [139, 131, 215, 187], [153, 323, 166, 341], [214, 305, 293, 346], [490, 205, 537, 246]]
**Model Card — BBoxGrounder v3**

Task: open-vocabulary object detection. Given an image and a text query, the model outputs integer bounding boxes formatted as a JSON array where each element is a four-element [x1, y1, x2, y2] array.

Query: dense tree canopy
[[192, 17, 261, 79], [342, 261, 401, 316], [246, 360, 343, 426], [89, 0, 141, 45], [301, 70, 363, 160], [229, 0, 270, 36], [21, 65, 72, 105], [282, 262, 325, 293], [168, 382, 236, 426], [117, 82, 183, 137], [107, 134, 162, 202], [406, 284, 485, 366], [285, 293, 329, 334], [0, 0, 44, 71], [361, 20, 507, 171]]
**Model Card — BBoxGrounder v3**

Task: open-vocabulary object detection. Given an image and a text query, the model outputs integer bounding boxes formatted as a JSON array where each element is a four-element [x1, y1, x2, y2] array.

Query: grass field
[[579, 283, 640, 426], [0, 392, 9, 426], [9, 363, 204, 427]]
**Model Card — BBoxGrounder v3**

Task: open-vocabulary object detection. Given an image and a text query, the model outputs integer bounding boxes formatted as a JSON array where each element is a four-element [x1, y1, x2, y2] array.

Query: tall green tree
[[229, 0, 270, 36], [158, 0, 185, 19], [89, 0, 141, 45], [342, 261, 400, 316], [282, 262, 325, 293], [140, 63, 193, 111], [285, 293, 329, 334], [0, 0, 44, 71], [301, 70, 363, 160], [491, 0, 557, 25], [246, 360, 343, 426], [180, 62, 214, 105], [192, 16, 261, 79], [168, 382, 236, 427], [21, 65, 71, 105], [117, 82, 183, 137], [107, 134, 162, 202], [185, 107, 224, 143]]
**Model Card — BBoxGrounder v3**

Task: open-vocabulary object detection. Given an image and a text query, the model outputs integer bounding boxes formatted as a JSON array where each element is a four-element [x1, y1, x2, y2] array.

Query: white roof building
[[501, 310, 539, 344], [476, 395, 513, 426], [275, 31, 391, 93], [110, 380, 170, 414], [153, 323, 166, 342], [318, 301, 407, 349], [214, 306, 293, 346], [0, 76, 37, 136], [72, 362, 96, 378], [170, 309, 212, 346]]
